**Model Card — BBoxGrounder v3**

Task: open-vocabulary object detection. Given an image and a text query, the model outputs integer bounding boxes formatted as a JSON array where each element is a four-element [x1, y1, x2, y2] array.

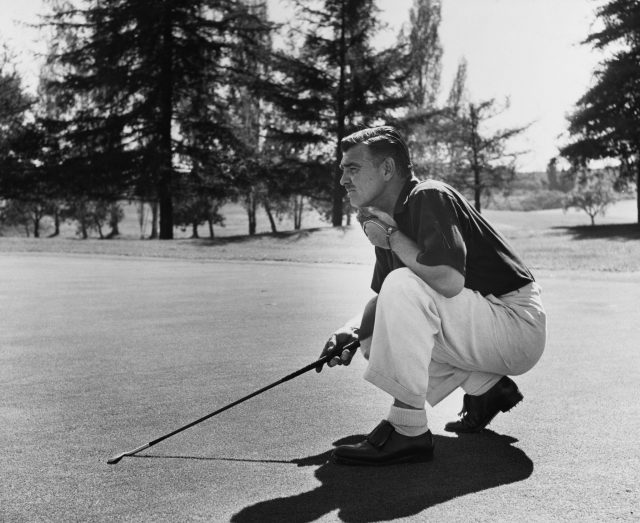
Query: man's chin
[[347, 196, 363, 209]]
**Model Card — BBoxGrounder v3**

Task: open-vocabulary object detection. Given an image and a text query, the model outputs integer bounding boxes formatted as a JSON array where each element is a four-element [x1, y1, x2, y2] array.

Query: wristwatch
[[384, 224, 399, 250]]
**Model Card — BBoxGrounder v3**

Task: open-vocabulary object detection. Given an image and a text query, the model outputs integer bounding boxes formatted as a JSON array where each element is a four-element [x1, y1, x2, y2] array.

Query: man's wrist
[[386, 227, 399, 250], [340, 324, 360, 335]]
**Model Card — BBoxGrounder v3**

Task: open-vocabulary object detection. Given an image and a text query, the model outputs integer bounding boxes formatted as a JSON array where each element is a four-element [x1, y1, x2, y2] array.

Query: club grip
[[325, 338, 360, 361]]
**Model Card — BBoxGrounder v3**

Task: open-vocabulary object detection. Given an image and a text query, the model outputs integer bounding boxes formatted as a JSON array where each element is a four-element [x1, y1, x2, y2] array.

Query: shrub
[[519, 190, 566, 211], [485, 189, 565, 211], [563, 168, 618, 225]]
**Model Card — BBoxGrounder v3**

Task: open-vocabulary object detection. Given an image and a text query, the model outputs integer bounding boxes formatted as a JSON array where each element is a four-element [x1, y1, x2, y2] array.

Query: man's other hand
[[359, 208, 399, 250]]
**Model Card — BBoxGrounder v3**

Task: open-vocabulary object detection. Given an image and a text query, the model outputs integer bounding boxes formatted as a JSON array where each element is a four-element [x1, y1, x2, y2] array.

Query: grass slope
[[1, 200, 639, 272]]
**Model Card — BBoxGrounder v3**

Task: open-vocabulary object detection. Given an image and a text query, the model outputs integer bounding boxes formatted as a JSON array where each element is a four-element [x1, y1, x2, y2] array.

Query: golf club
[[107, 339, 360, 464]]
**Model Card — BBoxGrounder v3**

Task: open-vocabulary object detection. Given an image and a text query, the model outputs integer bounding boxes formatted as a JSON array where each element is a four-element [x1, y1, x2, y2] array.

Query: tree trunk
[[474, 166, 482, 213], [191, 221, 199, 238], [158, 174, 173, 239], [158, 5, 174, 240], [208, 218, 215, 238], [332, 0, 347, 227], [470, 104, 482, 213], [107, 204, 120, 238], [32, 206, 47, 238], [137, 201, 146, 239], [636, 160, 640, 225], [245, 190, 257, 235], [150, 200, 159, 239], [264, 201, 277, 233], [293, 195, 303, 230], [50, 210, 60, 237], [248, 211, 256, 235], [248, 206, 256, 235]]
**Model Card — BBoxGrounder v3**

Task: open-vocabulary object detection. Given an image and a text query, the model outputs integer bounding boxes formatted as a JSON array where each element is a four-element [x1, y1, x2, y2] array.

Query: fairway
[[1, 254, 638, 522]]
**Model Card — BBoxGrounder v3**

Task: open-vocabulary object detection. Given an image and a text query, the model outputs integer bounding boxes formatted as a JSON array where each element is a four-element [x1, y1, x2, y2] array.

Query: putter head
[[106, 453, 126, 465], [106, 443, 149, 465]]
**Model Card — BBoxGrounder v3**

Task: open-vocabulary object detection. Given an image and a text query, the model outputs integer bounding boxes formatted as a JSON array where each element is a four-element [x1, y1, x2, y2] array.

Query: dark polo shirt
[[371, 178, 535, 297]]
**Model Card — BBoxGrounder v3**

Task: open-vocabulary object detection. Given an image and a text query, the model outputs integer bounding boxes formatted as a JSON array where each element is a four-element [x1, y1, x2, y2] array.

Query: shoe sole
[[331, 450, 434, 467], [445, 390, 524, 434]]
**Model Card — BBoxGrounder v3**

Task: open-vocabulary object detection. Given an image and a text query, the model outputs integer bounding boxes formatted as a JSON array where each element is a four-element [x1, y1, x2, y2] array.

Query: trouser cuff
[[364, 367, 426, 409]]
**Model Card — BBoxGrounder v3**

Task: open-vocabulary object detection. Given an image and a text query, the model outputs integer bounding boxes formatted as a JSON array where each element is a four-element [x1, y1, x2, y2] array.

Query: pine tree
[[561, 0, 640, 223], [44, 0, 270, 238], [260, 0, 409, 226], [397, 0, 444, 180], [0, 45, 35, 200], [403, 0, 442, 109]]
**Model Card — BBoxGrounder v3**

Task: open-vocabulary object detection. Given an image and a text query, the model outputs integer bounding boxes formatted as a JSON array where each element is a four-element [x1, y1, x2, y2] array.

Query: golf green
[[1, 254, 638, 521]]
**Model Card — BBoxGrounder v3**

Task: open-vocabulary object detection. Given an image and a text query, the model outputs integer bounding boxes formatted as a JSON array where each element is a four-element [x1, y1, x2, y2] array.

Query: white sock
[[387, 405, 429, 437]]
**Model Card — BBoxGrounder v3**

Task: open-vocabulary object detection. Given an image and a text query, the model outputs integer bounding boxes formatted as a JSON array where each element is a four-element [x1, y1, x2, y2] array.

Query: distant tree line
[[1, 0, 533, 239]]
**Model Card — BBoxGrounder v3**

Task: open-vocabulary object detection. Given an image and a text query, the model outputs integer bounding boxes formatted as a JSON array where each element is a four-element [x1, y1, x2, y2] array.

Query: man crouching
[[317, 126, 546, 466]]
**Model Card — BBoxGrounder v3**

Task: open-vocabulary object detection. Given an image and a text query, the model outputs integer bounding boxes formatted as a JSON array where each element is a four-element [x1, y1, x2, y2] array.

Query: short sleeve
[[409, 189, 467, 275]]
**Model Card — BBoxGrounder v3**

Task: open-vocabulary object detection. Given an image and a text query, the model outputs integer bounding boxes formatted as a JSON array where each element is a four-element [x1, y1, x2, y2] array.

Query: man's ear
[[382, 157, 396, 180]]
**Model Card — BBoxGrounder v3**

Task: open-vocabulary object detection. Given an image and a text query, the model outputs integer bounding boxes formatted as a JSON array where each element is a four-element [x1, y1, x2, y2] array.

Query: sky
[[0, 0, 606, 172]]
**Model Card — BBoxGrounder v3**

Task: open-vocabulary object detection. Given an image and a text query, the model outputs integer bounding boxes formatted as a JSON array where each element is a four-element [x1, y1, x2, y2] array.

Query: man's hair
[[340, 126, 413, 179]]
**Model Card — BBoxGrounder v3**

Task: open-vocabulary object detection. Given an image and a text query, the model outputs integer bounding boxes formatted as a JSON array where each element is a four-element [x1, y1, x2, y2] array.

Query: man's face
[[339, 144, 386, 209]]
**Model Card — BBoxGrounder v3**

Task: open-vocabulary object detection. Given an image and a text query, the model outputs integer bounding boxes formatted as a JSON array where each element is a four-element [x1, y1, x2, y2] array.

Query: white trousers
[[360, 268, 546, 408]]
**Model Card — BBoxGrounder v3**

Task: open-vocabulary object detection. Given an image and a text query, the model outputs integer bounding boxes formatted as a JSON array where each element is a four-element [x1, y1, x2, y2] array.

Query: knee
[[359, 337, 372, 360], [379, 268, 431, 301], [508, 333, 546, 376], [375, 268, 441, 333]]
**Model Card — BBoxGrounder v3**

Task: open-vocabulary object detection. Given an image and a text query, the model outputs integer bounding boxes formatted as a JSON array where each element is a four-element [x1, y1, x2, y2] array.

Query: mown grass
[[1, 199, 639, 272], [483, 201, 640, 272]]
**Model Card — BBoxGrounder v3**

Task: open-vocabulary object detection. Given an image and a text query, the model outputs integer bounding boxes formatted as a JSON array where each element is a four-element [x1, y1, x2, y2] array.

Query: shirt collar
[[393, 176, 420, 216]]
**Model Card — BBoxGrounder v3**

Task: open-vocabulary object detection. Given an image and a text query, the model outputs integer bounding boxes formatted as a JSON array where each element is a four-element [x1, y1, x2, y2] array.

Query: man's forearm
[[359, 295, 377, 340], [341, 296, 377, 340], [388, 231, 464, 298]]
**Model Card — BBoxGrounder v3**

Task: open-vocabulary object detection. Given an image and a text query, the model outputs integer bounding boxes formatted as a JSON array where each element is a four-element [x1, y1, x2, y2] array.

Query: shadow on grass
[[224, 430, 532, 522], [553, 223, 640, 241], [189, 228, 323, 245], [176, 226, 355, 246]]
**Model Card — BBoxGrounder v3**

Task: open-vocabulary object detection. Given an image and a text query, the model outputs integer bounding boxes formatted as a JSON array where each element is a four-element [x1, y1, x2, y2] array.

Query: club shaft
[[126, 443, 150, 457], [128, 340, 360, 454]]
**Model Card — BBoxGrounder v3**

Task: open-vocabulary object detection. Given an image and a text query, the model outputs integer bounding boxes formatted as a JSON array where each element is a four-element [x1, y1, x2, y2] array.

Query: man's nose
[[339, 170, 348, 186]]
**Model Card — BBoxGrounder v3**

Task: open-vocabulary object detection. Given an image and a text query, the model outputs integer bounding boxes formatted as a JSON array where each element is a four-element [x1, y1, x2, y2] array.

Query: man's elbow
[[414, 265, 465, 298], [439, 270, 465, 298]]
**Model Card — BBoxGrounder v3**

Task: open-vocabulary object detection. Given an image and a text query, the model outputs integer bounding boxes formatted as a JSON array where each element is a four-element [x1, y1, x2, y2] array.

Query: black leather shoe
[[444, 376, 523, 433], [331, 420, 434, 466]]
